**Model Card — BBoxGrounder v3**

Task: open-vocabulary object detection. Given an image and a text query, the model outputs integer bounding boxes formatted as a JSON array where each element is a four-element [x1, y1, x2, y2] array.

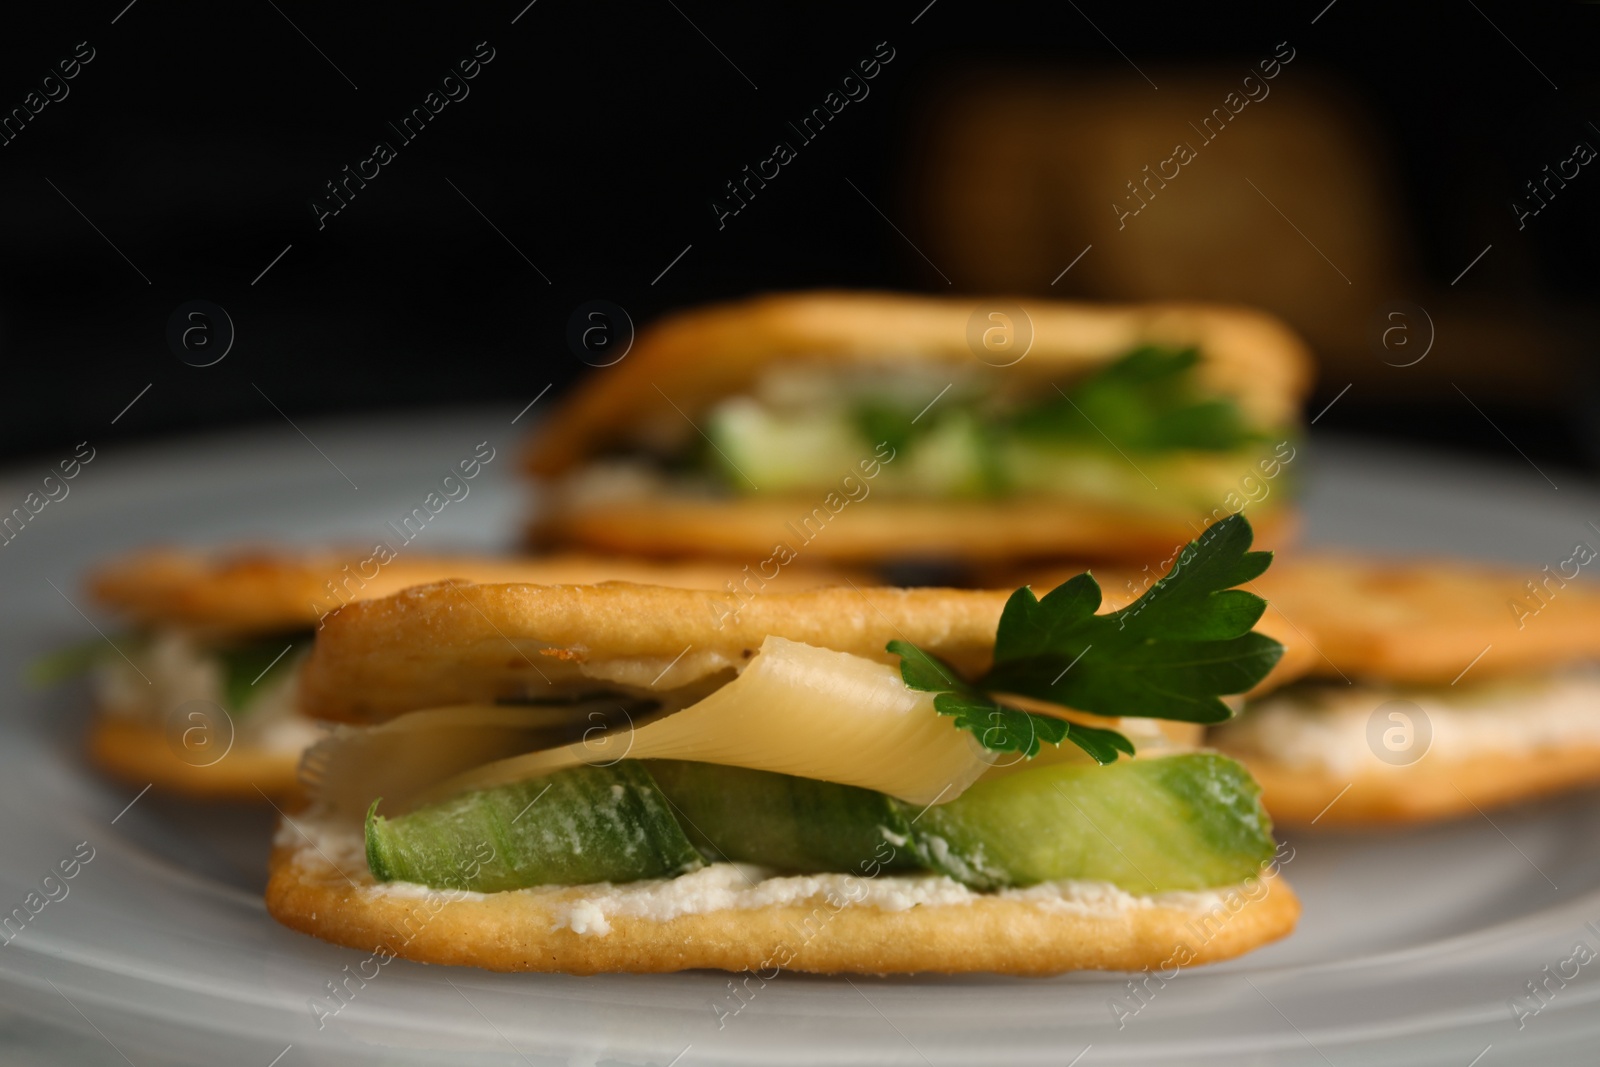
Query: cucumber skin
[[365, 763, 703, 892], [646, 760, 920, 875], [906, 753, 1276, 892]]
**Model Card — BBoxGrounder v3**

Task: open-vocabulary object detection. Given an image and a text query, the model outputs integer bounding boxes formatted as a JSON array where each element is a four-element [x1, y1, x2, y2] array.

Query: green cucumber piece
[[907, 753, 1275, 892], [647, 760, 919, 874], [704, 402, 865, 493], [899, 411, 1005, 497], [365, 762, 703, 891]]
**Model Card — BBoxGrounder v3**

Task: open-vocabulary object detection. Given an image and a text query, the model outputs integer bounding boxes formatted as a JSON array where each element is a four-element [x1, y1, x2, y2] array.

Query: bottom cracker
[[87, 713, 303, 801], [1225, 744, 1600, 827], [534, 495, 1300, 566]]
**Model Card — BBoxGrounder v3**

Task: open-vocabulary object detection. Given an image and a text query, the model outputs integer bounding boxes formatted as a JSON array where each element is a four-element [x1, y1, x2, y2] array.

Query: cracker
[[89, 549, 850, 636], [300, 577, 1297, 723], [1219, 743, 1600, 827], [524, 291, 1314, 478], [533, 493, 1300, 565], [1192, 553, 1600, 822], [1247, 554, 1600, 683], [298, 582, 1016, 722], [87, 714, 302, 801], [265, 829, 1299, 975]]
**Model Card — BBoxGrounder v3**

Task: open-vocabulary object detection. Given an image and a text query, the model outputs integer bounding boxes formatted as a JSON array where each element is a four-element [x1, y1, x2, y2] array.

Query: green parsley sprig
[[1012, 346, 1264, 452], [889, 513, 1283, 764], [216, 632, 313, 710]]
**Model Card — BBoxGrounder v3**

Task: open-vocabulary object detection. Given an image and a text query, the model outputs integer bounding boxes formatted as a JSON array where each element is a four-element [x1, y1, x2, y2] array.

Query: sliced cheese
[[415, 636, 990, 807]]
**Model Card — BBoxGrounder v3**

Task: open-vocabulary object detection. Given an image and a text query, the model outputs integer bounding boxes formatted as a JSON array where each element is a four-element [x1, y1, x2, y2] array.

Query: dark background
[[1, 1, 1594, 466]]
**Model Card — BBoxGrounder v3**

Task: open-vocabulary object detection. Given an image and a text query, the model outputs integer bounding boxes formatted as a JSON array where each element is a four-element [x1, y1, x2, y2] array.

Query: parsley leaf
[[853, 399, 918, 460], [1010, 346, 1262, 452], [27, 635, 123, 687], [888, 639, 1068, 757], [217, 632, 312, 711], [890, 513, 1283, 763], [890, 638, 1135, 762]]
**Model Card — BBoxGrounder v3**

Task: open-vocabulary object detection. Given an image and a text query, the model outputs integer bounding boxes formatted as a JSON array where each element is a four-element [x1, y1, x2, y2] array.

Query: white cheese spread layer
[[95, 629, 315, 751], [1219, 668, 1600, 776]]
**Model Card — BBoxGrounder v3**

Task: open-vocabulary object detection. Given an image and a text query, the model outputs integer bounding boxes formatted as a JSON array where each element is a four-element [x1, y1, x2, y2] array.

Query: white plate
[[1, 413, 1597, 1066]]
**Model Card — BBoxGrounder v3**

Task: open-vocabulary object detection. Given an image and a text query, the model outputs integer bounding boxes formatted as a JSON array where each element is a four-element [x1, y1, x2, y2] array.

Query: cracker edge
[[1225, 743, 1600, 827], [87, 712, 302, 802]]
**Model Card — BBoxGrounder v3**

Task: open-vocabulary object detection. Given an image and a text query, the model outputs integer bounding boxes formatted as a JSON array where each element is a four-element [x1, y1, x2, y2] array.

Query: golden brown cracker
[[265, 833, 1300, 975], [300, 576, 1294, 724], [89, 549, 853, 636], [1204, 553, 1600, 823], [1219, 743, 1600, 827], [298, 581, 1017, 722], [87, 714, 303, 801], [1249, 554, 1600, 683], [524, 291, 1314, 478], [534, 492, 1300, 566]]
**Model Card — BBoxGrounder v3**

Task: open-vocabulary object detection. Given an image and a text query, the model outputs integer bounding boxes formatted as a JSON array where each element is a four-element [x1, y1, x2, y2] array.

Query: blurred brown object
[[911, 68, 1581, 403]]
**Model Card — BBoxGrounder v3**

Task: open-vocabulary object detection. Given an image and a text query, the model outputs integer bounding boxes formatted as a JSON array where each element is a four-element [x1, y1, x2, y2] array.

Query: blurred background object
[[910, 66, 1588, 412], [1, 1, 1594, 469]]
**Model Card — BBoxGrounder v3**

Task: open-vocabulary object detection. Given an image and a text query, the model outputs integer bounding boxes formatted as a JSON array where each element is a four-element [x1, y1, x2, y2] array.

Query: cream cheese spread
[[1220, 668, 1600, 775], [96, 629, 313, 750]]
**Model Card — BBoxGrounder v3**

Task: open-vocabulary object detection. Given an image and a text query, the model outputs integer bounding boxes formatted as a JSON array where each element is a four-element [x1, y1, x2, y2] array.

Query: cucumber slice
[[647, 760, 919, 874], [898, 411, 1003, 497], [907, 753, 1275, 892], [705, 400, 865, 493], [365, 762, 702, 891]]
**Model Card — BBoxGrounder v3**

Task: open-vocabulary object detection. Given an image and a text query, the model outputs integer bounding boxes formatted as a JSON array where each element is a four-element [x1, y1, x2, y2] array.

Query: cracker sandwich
[[524, 291, 1313, 565], [266, 516, 1301, 975]]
